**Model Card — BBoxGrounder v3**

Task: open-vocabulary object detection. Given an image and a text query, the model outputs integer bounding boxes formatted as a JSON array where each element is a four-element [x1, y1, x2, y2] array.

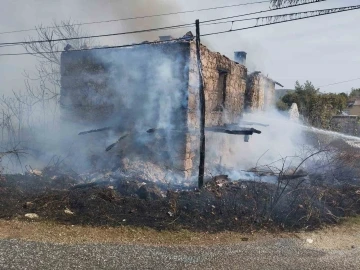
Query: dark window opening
[[214, 70, 228, 111]]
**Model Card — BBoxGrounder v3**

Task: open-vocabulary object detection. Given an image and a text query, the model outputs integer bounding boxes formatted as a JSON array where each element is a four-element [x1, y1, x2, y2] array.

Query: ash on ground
[[1, 160, 360, 232]]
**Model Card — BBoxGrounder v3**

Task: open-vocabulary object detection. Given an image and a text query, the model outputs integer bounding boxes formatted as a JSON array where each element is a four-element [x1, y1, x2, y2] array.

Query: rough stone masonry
[[60, 38, 278, 182]]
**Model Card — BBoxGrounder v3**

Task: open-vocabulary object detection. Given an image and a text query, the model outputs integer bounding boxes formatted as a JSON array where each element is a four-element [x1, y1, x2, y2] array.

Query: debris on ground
[[64, 208, 75, 215], [25, 213, 39, 219], [0, 171, 359, 232]]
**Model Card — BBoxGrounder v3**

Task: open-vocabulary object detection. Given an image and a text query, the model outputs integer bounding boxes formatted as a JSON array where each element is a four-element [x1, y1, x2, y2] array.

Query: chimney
[[159, 35, 173, 41], [234, 51, 247, 66]]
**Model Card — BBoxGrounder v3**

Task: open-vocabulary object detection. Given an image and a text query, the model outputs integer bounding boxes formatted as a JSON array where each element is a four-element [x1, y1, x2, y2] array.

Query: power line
[[193, 0, 327, 28], [0, 23, 194, 47], [318, 78, 360, 88], [0, 0, 326, 47], [0, 37, 193, 57], [204, 5, 360, 27], [201, 0, 326, 23], [1, 4, 358, 57], [0, 0, 270, 36], [201, 4, 360, 37]]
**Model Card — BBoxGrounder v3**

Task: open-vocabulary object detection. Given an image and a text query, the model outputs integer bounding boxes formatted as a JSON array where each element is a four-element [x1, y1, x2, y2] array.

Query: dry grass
[[296, 216, 360, 250], [0, 219, 260, 246], [1, 217, 360, 249], [0, 216, 360, 250]]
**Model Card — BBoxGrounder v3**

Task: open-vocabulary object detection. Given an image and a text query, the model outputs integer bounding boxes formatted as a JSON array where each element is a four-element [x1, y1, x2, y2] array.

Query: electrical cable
[[201, 4, 360, 37], [0, 0, 326, 47], [1, 3, 358, 57], [318, 78, 360, 88], [201, 0, 326, 23], [0, 0, 270, 36], [0, 37, 192, 56]]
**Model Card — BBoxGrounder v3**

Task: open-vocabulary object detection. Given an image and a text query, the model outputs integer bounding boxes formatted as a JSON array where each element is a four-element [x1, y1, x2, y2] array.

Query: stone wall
[[184, 42, 201, 178], [61, 42, 191, 179], [330, 116, 360, 137], [61, 40, 266, 182], [201, 44, 247, 126], [246, 72, 276, 112], [186, 43, 247, 129], [184, 42, 247, 179]]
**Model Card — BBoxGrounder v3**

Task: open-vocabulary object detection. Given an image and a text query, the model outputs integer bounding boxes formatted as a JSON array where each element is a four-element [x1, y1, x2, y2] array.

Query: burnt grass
[[1, 172, 360, 232]]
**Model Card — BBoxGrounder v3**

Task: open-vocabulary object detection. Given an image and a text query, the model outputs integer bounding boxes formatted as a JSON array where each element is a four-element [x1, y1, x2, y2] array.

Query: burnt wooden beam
[[78, 127, 112, 135], [146, 128, 187, 134], [105, 133, 129, 152], [206, 127, 262, 135], [274, 81, 284, 87]]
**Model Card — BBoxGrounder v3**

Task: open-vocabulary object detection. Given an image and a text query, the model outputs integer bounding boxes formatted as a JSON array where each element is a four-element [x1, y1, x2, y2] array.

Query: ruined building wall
[[263, 77, 276, 110], [330, 116, 360, 137], [61, 40, 263, 181], [60, 51, 114, 124], [245, 73, 276, 112], [61, 42, 191, 179], [201, 44, 247, 126], [183, 42, 201, 178], [184, 42, 247, 179]]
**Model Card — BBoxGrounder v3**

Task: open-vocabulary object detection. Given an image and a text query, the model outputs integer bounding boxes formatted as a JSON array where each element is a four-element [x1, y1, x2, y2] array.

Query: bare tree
[[0, 20, 93, 171], [22, 20, 93, 103]]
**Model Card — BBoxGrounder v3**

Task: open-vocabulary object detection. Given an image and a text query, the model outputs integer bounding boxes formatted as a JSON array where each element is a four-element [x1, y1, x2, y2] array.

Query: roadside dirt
[[0, 219, 258, 246], [0, 217, 359, 251], [297, 216, 360, 250]]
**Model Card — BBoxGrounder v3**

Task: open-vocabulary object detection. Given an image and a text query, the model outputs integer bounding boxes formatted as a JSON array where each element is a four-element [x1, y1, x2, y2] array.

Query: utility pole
[[195, 19, 205, 189]]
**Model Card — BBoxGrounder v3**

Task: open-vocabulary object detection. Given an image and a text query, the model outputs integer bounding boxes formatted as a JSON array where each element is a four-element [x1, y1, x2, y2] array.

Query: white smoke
[[205, 109, 307, 179]]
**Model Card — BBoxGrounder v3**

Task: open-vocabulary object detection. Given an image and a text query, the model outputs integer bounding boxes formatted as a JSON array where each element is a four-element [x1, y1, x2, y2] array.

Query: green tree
[[276, 100, 289, 111], [293, 80, 319, 117], [278, 81, 349, 129], [349, 88, 360, 99]]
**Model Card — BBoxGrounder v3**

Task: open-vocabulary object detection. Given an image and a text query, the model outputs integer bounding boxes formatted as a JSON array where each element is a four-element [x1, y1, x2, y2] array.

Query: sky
[[0, 0, 360, 96]]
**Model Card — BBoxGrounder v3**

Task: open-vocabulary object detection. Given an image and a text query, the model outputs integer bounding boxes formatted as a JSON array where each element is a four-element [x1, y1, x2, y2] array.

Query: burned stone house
[[60, 37, 278, 181], [246, 72, 283, 112]]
